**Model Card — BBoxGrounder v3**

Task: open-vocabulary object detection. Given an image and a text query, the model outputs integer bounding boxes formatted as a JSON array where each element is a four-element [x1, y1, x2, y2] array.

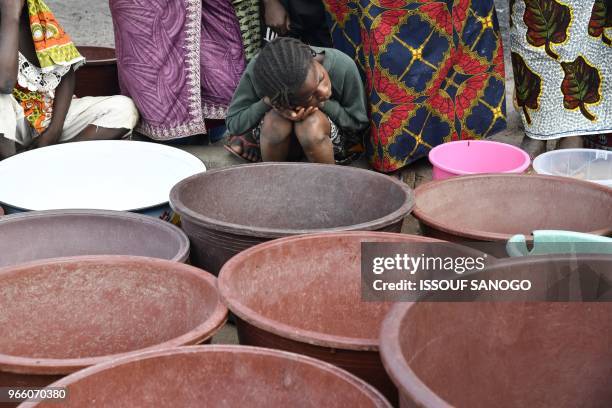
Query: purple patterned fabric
[[110, 0, 246, 140]]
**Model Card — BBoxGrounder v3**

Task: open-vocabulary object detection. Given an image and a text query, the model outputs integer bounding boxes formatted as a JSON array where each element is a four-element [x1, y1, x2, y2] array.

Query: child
[[225, 37, 368, 164], [0, 0, 138, 159]]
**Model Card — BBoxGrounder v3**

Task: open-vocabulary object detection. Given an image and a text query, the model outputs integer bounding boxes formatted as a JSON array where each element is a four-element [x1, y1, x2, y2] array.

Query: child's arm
[[320, 54, 369, 133], [0, 0, 24, 94], [225, 69, 271, 136], [32, 68, 75, 147]]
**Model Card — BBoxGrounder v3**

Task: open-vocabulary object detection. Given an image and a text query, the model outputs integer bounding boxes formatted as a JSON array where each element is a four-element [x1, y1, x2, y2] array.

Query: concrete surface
[[46, 0, 115, 47]]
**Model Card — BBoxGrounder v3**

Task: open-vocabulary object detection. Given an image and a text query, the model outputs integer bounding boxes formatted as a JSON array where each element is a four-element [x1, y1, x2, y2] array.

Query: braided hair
[[253, 37, 315, 109]]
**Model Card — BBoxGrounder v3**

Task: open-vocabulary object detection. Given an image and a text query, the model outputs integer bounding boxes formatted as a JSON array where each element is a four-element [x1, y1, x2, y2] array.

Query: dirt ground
[[47, 0, 115, 47]]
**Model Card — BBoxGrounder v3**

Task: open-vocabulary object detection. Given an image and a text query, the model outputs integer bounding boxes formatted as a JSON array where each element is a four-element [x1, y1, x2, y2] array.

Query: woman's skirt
[[232, 0, 262, 61], [323, 0, 507, 172], [110, 0, 246, 140], [510, 0, 612, 140]]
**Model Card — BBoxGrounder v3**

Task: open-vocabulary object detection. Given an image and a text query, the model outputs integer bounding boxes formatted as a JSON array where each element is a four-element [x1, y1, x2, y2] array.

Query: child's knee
[[261, 111, 292, 144], [295, 112, 330, 146], [261, 129, 291, 145]]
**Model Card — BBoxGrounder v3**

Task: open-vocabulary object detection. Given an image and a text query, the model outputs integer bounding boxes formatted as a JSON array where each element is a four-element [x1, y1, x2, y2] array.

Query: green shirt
[[226, 47, 369, 136]]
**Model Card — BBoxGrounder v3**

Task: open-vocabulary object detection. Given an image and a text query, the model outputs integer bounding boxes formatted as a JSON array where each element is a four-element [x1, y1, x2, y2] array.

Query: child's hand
[[263, 97, 318, 122], [262, 96, 273, 107], [0, 0, 25, 18], [29, 127, 61, 150], [294, 106, 318, 121], [275, 106, 318, 122], [274, 107, 299, 121]]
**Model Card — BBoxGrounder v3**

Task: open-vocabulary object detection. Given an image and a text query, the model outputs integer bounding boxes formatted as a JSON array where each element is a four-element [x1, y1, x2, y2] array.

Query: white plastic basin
[[533, 148, 612, 188], [0, 140, 206, 213]]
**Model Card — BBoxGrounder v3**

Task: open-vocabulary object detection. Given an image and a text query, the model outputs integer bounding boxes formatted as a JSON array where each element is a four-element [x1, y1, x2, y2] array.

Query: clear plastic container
[[533, 148, 612, 188]]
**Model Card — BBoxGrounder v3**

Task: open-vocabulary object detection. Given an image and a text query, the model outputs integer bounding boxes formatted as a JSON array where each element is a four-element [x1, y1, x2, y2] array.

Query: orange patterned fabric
[[12, 86, 48, 134], [11, 0, 83, 134], [26, 0, 83, 70]]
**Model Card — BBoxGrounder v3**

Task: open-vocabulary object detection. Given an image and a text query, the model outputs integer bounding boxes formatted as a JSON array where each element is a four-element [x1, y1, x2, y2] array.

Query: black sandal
[[223, 134, 261, 162]]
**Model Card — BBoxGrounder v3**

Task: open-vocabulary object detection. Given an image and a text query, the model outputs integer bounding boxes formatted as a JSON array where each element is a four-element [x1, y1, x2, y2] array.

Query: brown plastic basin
[[218, 232, 490, 404], [413, 174, 612, 256], [0, 256, 227, 392], [170, 163, 415, 274], [74, 46, 119, 97], [0, 210, 190, 268], [22, 346, 391, 407], [380, 255, 612, 408]]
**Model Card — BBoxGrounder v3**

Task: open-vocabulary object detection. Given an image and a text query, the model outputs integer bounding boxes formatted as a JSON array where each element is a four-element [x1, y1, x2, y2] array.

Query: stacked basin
[[0, 256, 227, 392], [413, 174, 612, 256], [218, 231, 490, 404], [170, 163, 415, 274], [0, 210, 190, 268], [21, 346, 391, 407]]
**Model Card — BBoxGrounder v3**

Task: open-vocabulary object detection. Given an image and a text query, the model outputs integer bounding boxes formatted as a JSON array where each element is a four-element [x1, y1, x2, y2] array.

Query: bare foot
[[557, 136, 584, 150]]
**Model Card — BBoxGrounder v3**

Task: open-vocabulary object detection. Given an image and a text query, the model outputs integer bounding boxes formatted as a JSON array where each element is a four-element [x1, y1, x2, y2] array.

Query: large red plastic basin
[[380, 255, 612, 407], [413, 174, 612, 256], [219, 231, 490, 404], [0, 210, 190, 268], [23, 346, 391, 407], [0, 256, 227, 392], [170, 163, 415, 274]]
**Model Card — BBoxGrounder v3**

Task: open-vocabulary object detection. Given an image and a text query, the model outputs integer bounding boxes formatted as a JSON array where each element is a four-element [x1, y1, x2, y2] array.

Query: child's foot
[[557, 136, 584, 150], [224, 134, 261, 162], [521, 135, 546, 160]]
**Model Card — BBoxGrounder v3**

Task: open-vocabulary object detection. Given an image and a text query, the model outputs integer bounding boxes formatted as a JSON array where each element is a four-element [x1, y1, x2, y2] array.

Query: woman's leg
[[259, 109, 294, 161], [294, 110, 334, 164], [557, 136, 584, 149], [521, 135, 547, 159]]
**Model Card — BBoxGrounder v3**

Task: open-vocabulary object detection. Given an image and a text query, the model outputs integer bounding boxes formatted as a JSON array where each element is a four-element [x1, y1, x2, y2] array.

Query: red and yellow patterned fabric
[[12, 87, 48, 133], [27, 0, 82, 71], [323, 0, 507, 172], [11, 0, 83, 134]]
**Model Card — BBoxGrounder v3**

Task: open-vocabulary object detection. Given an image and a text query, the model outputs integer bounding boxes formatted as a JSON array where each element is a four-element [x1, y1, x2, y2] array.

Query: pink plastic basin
[[429, 140, 531, 180]]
